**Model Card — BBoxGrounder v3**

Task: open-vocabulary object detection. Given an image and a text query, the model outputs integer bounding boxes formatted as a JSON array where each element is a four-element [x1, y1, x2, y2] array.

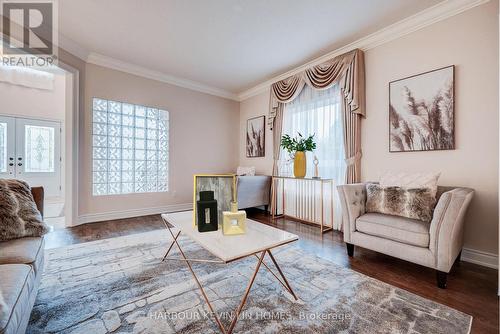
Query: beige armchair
[[337, 183, 474, 288]]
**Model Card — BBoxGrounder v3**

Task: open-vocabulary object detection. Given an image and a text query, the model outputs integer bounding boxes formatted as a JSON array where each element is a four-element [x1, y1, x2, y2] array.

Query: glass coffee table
[[161, 211, 299, 334]]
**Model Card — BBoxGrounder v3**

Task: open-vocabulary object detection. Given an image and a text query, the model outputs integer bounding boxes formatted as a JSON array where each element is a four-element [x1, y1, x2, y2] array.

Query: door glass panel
[[25, 125, 55, 172], [0, 123, 6, 172]]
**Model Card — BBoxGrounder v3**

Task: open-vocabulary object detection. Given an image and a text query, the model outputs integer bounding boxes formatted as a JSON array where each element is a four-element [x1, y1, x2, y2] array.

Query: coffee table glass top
[[162, 211, 298, 263]]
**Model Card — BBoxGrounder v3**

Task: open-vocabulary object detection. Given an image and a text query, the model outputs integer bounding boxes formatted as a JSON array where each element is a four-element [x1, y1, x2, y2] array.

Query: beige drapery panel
[[270, 96, 285, 176], [269, 49, 365, 183]]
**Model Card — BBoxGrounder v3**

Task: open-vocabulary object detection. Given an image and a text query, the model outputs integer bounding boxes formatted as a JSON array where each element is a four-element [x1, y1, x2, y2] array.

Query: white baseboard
[[461, 248, 498, 269], [75, 203, 192, 226]]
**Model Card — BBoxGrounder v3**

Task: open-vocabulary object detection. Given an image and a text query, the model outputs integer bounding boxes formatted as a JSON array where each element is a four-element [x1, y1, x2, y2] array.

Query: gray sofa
[[237, 175, 271, 211], [0, 187, 45, 334], [337, 184, 474, 288]]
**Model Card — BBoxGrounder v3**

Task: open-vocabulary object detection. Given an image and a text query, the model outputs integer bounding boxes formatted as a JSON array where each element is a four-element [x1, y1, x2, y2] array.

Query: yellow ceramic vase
[[293, 151, 306, 178]]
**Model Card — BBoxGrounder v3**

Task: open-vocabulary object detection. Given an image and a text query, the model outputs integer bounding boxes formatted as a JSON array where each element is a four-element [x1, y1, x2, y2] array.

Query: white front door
[[0, 116, 62, 198], [0, 116, 16, 179]]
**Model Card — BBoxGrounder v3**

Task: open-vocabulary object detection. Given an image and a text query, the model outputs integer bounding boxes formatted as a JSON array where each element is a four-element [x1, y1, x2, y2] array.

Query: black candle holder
[[197, 191, 218, 232]]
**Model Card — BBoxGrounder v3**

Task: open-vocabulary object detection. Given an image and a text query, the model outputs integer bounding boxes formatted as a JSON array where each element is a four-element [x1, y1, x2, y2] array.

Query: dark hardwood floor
[[44, 209, 499, 334]]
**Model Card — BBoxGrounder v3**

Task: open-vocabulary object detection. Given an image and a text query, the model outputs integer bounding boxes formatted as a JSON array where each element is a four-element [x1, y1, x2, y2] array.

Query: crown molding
[[56, 35, 239, 100], [87, 53, 239, 101], [237, 0, 491, 101], [53, 0, 490, 102], [57, 34, 90, 61]]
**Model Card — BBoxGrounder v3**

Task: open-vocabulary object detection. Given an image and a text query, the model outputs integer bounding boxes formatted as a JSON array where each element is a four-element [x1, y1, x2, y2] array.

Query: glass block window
[[92, 98, 169, 196], [25, 125, 55, 172]]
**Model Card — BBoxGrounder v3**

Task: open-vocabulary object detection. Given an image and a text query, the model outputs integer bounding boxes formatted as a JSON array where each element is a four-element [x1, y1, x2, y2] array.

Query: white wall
[[0, 73, 66, 121], [80, 64, 240, 220], [239, 1, 499, 256], [239, 88, 273, 175]]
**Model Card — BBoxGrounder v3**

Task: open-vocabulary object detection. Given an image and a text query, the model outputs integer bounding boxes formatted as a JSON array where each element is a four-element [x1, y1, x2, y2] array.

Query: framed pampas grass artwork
[[389, 65, 454, 152], [246, 115, 265, 157]]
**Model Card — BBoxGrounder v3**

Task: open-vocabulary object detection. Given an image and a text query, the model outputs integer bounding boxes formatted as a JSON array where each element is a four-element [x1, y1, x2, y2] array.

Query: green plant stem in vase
[[280, 133, 316, 178]]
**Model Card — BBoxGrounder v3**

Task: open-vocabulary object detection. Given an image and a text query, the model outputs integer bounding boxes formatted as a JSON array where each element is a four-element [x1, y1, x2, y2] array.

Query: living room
[[0, 0, 498, 333]]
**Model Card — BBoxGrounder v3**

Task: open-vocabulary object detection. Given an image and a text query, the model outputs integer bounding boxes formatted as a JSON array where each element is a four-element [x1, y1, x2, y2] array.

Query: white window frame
[[91, 98, 169, 196]]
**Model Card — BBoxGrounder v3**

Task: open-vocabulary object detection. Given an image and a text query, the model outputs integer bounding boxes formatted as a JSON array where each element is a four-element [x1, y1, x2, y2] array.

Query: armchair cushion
[[356, 213, 431, 247], [380, 171, 440, 198], [365, 183, 436, 222]]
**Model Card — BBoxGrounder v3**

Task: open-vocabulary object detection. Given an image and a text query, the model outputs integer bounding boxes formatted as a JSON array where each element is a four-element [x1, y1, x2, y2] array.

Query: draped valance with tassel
[[269, 48, 365, 184]]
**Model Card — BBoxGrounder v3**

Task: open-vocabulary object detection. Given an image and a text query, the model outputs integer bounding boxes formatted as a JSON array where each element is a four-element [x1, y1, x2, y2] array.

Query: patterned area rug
[[28, 230, 472, 334]]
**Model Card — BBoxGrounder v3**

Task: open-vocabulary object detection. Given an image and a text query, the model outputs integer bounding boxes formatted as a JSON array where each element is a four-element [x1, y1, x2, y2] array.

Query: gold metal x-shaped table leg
[[161, 230, 180, 261], [161, 218, 297, 334], [254, 251, 298, 301]]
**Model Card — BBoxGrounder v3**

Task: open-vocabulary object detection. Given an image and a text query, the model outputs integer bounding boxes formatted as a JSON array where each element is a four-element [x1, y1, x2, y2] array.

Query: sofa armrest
[[237, 175, 271, 209], [336, 183, 366, 243], [30, 186, 44, 218], [429, 187, 474, 272]]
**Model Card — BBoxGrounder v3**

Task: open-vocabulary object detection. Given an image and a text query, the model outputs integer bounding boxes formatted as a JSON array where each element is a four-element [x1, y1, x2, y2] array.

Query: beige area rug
[[28, 230, 472, 333]]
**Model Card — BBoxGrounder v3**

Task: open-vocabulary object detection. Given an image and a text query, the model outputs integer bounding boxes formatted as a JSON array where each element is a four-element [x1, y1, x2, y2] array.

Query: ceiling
[[59, 0, 444, 95]]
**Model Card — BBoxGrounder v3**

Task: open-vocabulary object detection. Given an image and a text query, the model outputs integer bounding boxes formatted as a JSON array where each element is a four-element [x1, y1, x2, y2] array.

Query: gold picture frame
[[193, 174, 236, 227]]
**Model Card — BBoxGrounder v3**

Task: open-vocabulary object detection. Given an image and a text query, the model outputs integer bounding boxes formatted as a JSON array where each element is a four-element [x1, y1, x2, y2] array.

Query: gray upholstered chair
[[337, 184, 474, 288], [236, 175, 271, 211]]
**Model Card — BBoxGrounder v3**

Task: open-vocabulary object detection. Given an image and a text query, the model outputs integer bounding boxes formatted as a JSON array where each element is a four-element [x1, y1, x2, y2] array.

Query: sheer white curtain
[[278, 84, 346, 229]]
